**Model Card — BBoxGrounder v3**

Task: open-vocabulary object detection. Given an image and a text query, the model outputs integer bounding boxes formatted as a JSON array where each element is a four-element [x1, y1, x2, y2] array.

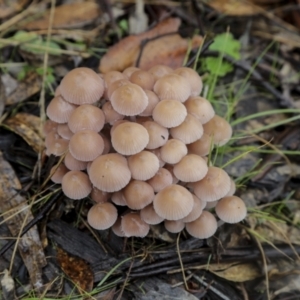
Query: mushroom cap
[[110, 83, 148, 116], [163, 164, 179, 184], [225, 178, 236, 196], [215, 196, 247, 223], [47, 137, 69, 156], [173, 154, 208, 182], [88, 153, 131, 192], [164, 220, 185, 233], [111, 190, 127, 206], [129, 70, 155, 90], [184, 96, 215, 124], [57, 123, 73, 140], [102, 101, 124, 125], [203, 115, 232, 146], [90, 187, 111, 203], [187, 133, 213, 157], [152, 99, 187, 128], [148, 148, 166, 168], [174, 67, 203, 97], [185, 211, 217, 239], [61, 170, 92, 200], [127, 150, 160, 180], [193, 167, 231, 202], [123, 66, 140, 79], [106, 79, 130, 99], [160, 139, 187, 164], [142, 121, 169, 149], [50, 163, 69, 183], [99, 132, 112, 155], [54, 85, 61, 97], [140, 204, 164, 225], [153, 73, 191, 102], [103, 70, 126, 87], [123, 180, 155, 210], [69, 130, 104, 161], [64, 151, 88, 171], [46, 96, 77, 123], [148, 64, 173, 80], [111, 217, 125, 237], [60, 67, 105, 105], [43, 120, 58, 135], [147, 167, 173, 193], [139, 90, 160, 117], [153, 184, 194, 220], [111, 122, 149, 155], [121, 212, 150, 237], [181, 194, 206, 223], [68, 104, 105, 133], [170, 113, 204, 144], [87, 202, 118, 230]]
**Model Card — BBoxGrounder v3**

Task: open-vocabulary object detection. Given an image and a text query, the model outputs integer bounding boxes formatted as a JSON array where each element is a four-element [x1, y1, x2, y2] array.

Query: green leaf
[[204, 57, 234, 76]]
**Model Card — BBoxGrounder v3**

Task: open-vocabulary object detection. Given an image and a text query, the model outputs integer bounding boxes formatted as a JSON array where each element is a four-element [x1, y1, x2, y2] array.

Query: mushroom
[[139, 90, 160, 117], [140, 204, 164, 225], [121, 212, 150, 237], [50, 163, 69, 183], [160, 139, 187, 164], [164, 220, 185, 233], [147, 167, 173, 192], [64, 151, 88, 171], [129, 70, 155, 90], [142, 121, 169, 149]]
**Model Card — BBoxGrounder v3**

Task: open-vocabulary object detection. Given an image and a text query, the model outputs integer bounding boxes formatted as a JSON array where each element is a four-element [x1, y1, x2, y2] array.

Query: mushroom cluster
[[45, 66, 247, 239]]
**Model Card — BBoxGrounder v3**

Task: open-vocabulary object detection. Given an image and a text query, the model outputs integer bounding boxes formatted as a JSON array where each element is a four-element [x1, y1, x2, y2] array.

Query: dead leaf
[[138, 34, 203, 70], [0, 0, 29, 19], [3, 113, 44, 153], [0, 151, 46, 289], [56, 246, 94, 293], [207, 0, 262, 16], [23, 2, 101, 30], [99, 17, 181, 73], [5, 71, 42, 105]]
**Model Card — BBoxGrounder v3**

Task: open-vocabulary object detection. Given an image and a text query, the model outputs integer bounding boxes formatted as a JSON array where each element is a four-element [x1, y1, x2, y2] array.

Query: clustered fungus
[[45, 65, 247, 239]]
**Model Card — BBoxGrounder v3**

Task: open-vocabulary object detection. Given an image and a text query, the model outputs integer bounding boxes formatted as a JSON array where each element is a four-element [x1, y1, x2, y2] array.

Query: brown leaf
[[207, 0, 262, 16], [99, 18, 181, 73], [5, 71, 42, 105], [23, 2, 101, 30], [138, 34, 203, 70], [0, 0, 29, 19], [56, 246, 94, 293], [0, 151, 46, 289], [4, 113, 44, 153]]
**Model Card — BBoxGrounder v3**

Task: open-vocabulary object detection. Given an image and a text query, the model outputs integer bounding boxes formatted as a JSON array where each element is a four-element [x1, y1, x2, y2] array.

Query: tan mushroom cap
[[153, 184, 194, 220], [99, 132, 112, 155], [64, 151, 88, 171], [164, 164, 179, 184], [87, 202, 118, 230], [152, 99, 187, 128], [187, 133, 213, 157], [170, 113, 204, 144], [147, 167, 173, 193], [123, 180, 155, 210], [45, 130, 60, 148], [111, 122, 149, 155], [153, 73, 191, 102], [54, 85, 61, 97], [181, 194, 206, 223], [111, 190, 127, 206], [225, 178, 236, 197], [140, 204, 164, 225], [110, 83, 148, 116], [139, 90, 160, 117], [43, 120, 58, 135], [61, 170, 92, 200], [148, 65, 173, 80], [164, 220, 185, 233], [184, 97, 215, 124], [57, 123, 73, 140], [68, 104, 105, 133], [193, 167, 231, 202], [173, 154, 208, 182], [106, 79, 130, 99], [127, 150, 160, 181], [142, 121, 169, 149], [160, 139, 187, 164], [111, 217, 125, 237], [121, 212, 150, 237], [185, 211, 217, 239], [203, 115, 232, 146], [90, 187, 111, 203], [103, 70, 126, 87], [123, 67, 140, 79], [46, 96, 77, 123], [60, 67, 105, 105], [130, 70, 155, 90], [88, 153, 131, 192], [102, 101, 124, 125], [50, 164, 69, 183], [148, 148, 166, 168], [69, 130, 104, 161], [47, 138, 69, 156], [215, 196, 247, 223], [174, 67, 203, 97]]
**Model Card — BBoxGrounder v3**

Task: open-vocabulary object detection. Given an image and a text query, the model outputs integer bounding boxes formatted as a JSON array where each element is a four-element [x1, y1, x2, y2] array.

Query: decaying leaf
[[0, 152, 46, 289], [0, 0, 29, 19], [23, 2, 101, 30], [207, 0, 262, 16], [56, 246, 94, 293], [4, 113, 44, 153], [138, 34, 203, 70], [5, 71, 42, 105], [99, 18, 183, 73]]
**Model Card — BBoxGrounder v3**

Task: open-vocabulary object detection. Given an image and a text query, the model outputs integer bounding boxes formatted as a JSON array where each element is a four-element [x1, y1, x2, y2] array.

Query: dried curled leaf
[[4, 112, 44, 153]]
